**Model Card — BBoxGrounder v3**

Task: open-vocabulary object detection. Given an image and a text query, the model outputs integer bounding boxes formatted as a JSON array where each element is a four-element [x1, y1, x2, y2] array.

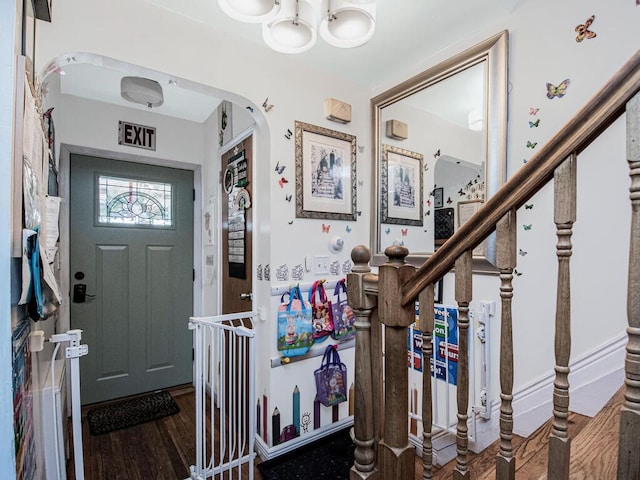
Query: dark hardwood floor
[[67, 386, 620, 479]]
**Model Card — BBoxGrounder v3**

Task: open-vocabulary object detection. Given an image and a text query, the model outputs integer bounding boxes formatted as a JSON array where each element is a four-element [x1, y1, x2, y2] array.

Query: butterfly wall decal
[[285, 194, 292, 202], [284, 129, 292, 139], [434, 149, 441, 159], [246, 106, 254, 113], [385, 227, 391, 235], [514, 269, 523, 277], [278, 177, 288, 188], [523, 158, 528, 164], [358, 145, 365, 153], [529, 107, 539, 115], [427, 199, 431, 207], [401, 228, 408, 236], [322, 224, 331, 233], [425, 210, 431, 216], [526, 141, 538, 149], [357, 211, 362, 217], [546, 79, 571, 99], [262, 97, 274, 112], [519, 248, 528, 256], [275, 161, 286, 174], [525, 203, 534, 209], [288, 220, 294, 225], [523, 224, 532, 231], [358, 180, 364, 186], [446, 197, 453, 205], [424, 164, 429, 172], [529, 119, 540, 128], [458, 189, 464, 196], [346, 225, 352, 233], [575, 15, 597, 42]]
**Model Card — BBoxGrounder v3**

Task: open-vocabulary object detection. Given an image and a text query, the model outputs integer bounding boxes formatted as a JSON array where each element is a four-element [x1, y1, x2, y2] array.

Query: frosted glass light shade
[[319, 1, 375, 48], [121, 77, 164, 108], [263, 0, 318, 54], [218, 0, 280, 23]]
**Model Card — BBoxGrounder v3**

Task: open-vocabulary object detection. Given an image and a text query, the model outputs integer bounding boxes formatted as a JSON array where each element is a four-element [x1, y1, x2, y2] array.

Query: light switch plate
[[313, 255, 330, 275]]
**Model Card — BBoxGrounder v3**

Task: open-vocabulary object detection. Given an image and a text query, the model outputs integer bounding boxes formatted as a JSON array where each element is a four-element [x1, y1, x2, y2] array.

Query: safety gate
[[189, 312, 256, 480]]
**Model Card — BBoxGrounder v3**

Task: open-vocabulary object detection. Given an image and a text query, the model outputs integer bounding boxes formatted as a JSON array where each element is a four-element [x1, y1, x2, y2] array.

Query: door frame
[[215, 125, 257, 315], [58, 143, 203, 341]]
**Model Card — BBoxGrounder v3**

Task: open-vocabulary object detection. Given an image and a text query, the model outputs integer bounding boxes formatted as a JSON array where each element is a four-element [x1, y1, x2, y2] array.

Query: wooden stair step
[[567, 385, 625, 479]]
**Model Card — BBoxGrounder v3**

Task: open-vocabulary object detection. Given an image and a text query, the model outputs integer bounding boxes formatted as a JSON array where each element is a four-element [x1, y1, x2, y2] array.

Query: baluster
[[454, 250, 473, 480], [418, 284, 435, 479], [378, 246, 416, 479], [495, 210, 517, 480], [618, 92, 640, 479], [347, 245, 379, 480], [548, 154, 577, 480]]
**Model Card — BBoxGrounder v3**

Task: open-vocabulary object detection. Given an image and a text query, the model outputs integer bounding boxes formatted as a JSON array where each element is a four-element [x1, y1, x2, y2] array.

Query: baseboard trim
[[254, 417, 353, 461], [468, 332, 626, 450]]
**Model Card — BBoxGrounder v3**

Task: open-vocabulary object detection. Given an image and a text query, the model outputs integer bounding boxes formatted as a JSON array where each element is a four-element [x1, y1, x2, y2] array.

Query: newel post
[[378, 246, 416, 480], [348, 245, 378, 480]]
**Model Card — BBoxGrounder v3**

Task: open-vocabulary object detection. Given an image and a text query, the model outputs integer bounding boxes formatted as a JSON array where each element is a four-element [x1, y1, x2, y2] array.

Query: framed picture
[[381, 144, 423, 226], [457, 200, 485, 255], [295, 121, 357, 220], [433, 187, 444, 209], [457, 200, 483, 227]]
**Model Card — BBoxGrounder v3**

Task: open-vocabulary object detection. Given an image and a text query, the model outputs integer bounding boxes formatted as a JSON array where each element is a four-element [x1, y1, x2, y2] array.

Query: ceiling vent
[[120, 76, 164, 108]]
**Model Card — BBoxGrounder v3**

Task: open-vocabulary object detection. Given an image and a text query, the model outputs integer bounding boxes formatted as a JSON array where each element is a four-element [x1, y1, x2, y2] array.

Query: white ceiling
[[55, 1, 517, 123]]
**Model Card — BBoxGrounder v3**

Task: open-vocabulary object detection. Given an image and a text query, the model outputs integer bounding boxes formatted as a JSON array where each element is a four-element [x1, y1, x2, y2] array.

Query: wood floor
[[67, 386, 623, 479]]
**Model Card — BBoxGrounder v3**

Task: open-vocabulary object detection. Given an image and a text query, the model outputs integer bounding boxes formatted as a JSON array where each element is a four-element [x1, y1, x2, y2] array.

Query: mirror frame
[[370, 30, 508, 273]]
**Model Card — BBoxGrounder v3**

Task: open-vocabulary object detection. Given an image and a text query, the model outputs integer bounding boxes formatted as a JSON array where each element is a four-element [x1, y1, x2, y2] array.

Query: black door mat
[[86, 390, 180, 435], [257, 428, 355, 480]]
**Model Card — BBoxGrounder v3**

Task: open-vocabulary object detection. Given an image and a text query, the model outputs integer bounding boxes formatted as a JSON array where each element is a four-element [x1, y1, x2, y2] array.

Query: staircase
[[347, 49, 640, 480], [425, 386, 624, 479]]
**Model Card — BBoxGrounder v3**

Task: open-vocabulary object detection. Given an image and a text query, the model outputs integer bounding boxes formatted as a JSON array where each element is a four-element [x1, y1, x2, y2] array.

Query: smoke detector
[[120, 76, 164, 108]]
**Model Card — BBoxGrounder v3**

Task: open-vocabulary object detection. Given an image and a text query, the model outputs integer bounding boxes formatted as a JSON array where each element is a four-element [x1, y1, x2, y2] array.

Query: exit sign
[[118, 121, 156, 151]]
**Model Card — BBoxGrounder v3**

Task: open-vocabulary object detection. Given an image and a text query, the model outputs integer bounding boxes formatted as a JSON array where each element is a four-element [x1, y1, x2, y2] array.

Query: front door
[[221, 136, 253, 314], [70, 154, 194, 404]]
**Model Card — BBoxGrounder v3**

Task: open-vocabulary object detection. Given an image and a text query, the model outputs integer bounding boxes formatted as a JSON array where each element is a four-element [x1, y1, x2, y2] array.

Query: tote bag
[[309, 280, 333, 341], [314, 345, 348, 407], [331, 279, 356, 341], [277, 284, 313, 357]]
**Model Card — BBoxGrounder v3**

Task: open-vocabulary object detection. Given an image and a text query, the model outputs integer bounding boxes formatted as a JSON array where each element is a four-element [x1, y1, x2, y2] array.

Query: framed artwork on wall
[[381, 144, 423, 226], [433, 187, 444, 209], [295, 121, 357, 220]]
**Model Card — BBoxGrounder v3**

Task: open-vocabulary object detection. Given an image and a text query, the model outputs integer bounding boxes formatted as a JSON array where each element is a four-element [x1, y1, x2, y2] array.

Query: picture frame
[[457, 200, 483, 227], [457, 199, 485, 255], [295, 121, 357, 220], [381, 144, 423, 226], [433, 187, 444, 209]]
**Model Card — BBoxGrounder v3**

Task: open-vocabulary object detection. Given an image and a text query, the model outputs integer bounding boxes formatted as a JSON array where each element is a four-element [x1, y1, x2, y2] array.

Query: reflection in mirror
[[371, 31, 508, 272]]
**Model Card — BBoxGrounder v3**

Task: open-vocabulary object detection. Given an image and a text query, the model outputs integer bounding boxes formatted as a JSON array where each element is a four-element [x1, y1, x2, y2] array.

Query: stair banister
[[401, 50, 640, 307]]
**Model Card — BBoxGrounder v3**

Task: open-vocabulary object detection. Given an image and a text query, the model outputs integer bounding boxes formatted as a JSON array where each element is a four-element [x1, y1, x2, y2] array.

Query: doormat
[[257, 428, 355, 480], [86, 390, 180, 435]]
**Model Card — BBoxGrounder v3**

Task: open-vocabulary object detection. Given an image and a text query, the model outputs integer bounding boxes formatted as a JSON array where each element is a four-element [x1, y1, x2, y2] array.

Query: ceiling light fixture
[[121, 76, 164, 108], [219, 0, 376, 54]]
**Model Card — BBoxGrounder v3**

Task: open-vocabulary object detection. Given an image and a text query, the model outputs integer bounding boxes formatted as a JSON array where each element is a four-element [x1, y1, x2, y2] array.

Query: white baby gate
[[189, 312, 256, 480]]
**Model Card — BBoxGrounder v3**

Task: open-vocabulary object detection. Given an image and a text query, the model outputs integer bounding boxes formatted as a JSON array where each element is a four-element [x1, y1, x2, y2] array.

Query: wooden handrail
[[401, 49, 640, 306]]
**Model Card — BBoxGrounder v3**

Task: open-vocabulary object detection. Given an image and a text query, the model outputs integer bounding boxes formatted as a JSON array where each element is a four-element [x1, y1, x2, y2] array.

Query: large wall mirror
[[371, 30, 508, 272]]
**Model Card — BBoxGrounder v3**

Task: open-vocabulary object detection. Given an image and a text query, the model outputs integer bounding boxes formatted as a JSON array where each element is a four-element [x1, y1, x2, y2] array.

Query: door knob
[[239, 292, 253, 301]]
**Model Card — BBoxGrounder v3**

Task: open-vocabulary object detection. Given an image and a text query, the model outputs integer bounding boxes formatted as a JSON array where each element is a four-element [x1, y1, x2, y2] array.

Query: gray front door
[[70, 154, 194, 405]]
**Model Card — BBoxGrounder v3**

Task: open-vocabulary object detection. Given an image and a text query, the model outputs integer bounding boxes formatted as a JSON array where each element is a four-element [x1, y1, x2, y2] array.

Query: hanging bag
[[314, 345, 348, 407], [309, 280, 334, 342], [277, 284, 313, 357], [331, 279, 356, 341]]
